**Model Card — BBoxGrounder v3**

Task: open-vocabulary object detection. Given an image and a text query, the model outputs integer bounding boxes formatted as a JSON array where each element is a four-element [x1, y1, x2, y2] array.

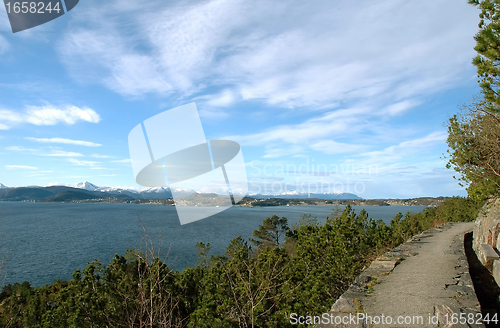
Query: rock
[[434, 305, 467, 328], [331, 297, 357, 313], [493, 259, 500, 286], [368, 260, 397, 272], [479, 244, 499, 270], [473, 198, 500, 255], [354, 274, 372, 285], [434, 305, 482, 328]]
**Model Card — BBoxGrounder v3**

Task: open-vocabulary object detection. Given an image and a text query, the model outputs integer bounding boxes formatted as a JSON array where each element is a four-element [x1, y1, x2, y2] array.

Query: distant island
[[0, 181, 447, 207]]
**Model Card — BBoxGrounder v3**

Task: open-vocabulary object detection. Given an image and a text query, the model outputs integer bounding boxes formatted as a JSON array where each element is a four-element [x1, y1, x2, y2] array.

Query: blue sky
[[0, 0, 482, 198]]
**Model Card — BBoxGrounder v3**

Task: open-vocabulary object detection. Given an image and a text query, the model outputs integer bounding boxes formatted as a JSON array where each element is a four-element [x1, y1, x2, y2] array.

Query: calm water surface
[[0, 202, 427, 286]]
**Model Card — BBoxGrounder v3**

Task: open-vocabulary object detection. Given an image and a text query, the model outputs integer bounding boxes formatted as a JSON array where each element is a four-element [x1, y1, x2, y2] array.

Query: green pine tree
[[250, 215, 289, 248]]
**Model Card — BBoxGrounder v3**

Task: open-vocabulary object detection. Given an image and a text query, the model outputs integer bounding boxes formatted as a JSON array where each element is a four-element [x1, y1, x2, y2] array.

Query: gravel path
[[317, 222, 484, 328], [362, 222, 479, 327]]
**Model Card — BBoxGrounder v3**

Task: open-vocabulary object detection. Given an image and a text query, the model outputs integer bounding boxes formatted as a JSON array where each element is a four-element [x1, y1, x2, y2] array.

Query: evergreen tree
[[445, 1, 500, 200], [250, 215, 289, 248], [470, 0, 500, 112]]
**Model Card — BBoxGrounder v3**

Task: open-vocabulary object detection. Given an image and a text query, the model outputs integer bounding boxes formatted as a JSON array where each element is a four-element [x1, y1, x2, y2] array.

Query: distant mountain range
[[252, 191, 361, 200], [0, 185, 133, 202], [69, 181, 179, 199], [0, 181, 360, 202]]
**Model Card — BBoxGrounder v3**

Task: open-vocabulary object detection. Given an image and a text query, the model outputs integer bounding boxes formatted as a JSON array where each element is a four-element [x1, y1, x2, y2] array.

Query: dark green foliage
[[445, 1, 500, 200], [0, 198, 480, 327], [287, 206, 379, 314], [435, 196, 481, 222], [446, 104, 500, 202], [469, 0, 500, 112], [250, 215, 289, 248]]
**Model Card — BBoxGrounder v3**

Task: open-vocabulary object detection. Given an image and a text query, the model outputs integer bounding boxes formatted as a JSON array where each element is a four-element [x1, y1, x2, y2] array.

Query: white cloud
[[67, 158, 101, 167], [198, 107, 230, 119], [6, 146, 37, 152], [0, 105, 100, 130], [59, 30, 171, 96], [359, 131, 448, 164], [25, 105, 100, 126], [0, 109, 23, 126], [5, 165, 38, 170], [43, 150, 84, 157], [57, 0, 477, 110], [40, 0, 477, 196], [91, 154, 113, 158], [310, 140, 368, 155], [206, 89, 236, 107], [25, 137, 102, 147], [263, 146, 305, 159], [7, 146, 84, 157], [227, 106, 371, 147], [223, 98, 425, 158], [111, 159, 131, 163], [384, 100, 421, 116]]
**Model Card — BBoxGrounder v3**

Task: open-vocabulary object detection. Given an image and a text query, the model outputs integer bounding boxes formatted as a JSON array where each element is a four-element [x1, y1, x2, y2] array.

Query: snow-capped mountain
[[139, 187, 172, 199], [72, 181, 100, 191], [0, 183, 8, 189], [69, 182, 359, 200], [96, 186, 139, 194], [142, 187, 169, 194], [70, 182, 173, 199]]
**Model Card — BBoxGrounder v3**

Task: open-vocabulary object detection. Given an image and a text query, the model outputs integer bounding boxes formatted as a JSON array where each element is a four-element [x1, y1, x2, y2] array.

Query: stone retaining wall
[[473, 198, 500, 283]]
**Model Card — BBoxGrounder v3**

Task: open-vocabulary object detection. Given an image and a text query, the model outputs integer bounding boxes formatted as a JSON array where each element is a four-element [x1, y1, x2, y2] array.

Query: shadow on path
[[465, 232, 500, 327]]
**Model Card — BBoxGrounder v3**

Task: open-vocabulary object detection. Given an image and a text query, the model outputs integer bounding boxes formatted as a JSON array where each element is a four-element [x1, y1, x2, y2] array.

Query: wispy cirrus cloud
[[59, 29, 172, 96], [5, 165, 38, 170], [53, 0, 478, 186], [359, 131, 448, 164], [57, 0, 477, 109], [5, 146, 37, 152], [7, 146, 83, 157], [228, 106, 370, 147], [42, 150, 84, 157], [0, 0, 476, 197], [262, 146, 305, 159], [310, 140, 369, 155], [111, 159, 131, 164], [25, 137, 102, 147], [91, 154, 114, 158], [224, 99, 433, 158], [67, 158, 101, 167], [0, 105, 100, 130]]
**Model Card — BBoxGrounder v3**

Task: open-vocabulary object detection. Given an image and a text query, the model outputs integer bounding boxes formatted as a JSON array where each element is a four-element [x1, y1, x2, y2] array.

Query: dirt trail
[[317, 222, 485, 327]]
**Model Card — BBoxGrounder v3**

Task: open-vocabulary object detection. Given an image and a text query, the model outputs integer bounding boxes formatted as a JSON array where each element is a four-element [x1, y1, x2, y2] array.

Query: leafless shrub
[[108, 223, 187, 328]]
